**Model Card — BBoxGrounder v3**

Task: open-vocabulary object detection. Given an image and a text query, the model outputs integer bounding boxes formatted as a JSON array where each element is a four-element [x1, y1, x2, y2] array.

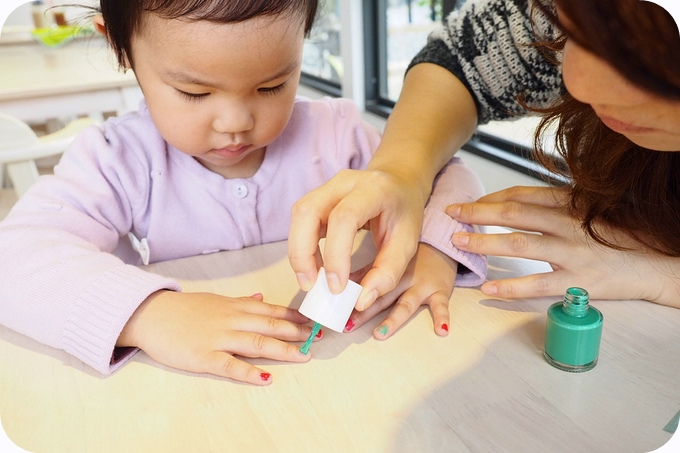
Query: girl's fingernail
[[452, 233, 470, 246], [345, 318, 355, 332], [251, 292, 263, 298], [441, 323, 449, 332], [376, 325, 388, 336], [448, 205, 461, 217], [260, 372, 271, 381], [315, 328, 323, 339]]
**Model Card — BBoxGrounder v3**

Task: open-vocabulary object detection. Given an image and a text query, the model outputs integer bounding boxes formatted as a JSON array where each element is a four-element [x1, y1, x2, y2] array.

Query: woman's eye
[[258, 83, 286, 95], [176, 89, 209, 102]]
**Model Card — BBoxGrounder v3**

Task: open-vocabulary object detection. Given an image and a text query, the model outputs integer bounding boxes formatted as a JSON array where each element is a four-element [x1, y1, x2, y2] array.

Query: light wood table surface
[[0, 36, 142, 123], [1, 232, 679, 453]]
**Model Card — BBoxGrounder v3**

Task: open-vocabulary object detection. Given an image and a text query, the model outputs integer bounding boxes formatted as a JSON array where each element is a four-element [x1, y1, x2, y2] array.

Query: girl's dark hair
[[532, 0, 680, 256], [99, 0, 318, 68]]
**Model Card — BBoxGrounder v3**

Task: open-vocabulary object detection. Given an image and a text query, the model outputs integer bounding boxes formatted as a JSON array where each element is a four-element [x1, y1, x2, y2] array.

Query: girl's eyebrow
[[160, 59, 301, 87]]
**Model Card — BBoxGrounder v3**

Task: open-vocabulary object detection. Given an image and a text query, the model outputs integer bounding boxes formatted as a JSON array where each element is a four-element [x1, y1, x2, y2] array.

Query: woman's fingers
[[448, 199, 574, 237], [476, 185, 570, 206], [289, 170, 374, 293], [479, 273, 567, 300], [451, 229, 572, 264]]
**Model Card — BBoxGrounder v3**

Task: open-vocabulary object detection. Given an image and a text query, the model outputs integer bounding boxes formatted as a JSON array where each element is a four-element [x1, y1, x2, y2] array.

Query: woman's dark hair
[[532, 0, 680, 256], [99, 0, 318, 69]]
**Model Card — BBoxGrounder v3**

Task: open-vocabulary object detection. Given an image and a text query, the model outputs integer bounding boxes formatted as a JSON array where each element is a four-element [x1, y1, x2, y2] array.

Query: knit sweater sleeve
[[409, 0, 563, 124]]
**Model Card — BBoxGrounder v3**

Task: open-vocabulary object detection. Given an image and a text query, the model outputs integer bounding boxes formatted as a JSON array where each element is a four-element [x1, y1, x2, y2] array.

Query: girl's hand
[[289, 168, 426, 311], [346, 243, 458, 339], [117, 291, 314, 385], [447, 186, 680, 308]]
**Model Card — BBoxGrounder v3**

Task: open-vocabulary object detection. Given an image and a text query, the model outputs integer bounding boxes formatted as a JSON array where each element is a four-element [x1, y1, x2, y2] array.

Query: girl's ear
[[93, 14, 106, 35], [93, 14, 132, 70]]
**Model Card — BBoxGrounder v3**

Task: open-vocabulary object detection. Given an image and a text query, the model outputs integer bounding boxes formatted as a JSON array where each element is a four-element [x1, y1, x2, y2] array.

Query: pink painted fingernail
[[345, 318, 355, 332]]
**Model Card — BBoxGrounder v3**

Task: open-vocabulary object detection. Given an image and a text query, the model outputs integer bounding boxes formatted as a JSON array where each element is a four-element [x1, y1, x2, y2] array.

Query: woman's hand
[[346, 243, 458, 338], [289, 168, 426, 311], [447, 186, 680, 308], [117, 291, 315, 385]]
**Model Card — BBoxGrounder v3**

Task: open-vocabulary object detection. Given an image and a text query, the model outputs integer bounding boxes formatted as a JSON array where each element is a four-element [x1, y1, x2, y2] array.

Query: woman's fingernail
[[260, 372, 271, 381], [448, 205, 461, 217], [296, 273, 312, 291], [357, 289, 378, 310], [345, 318, 355, 332], [452, 233, 470, 247], [315, 328, 323, 339], [251, 292, 263, 299], [326, 272, 342, 294], [441, 323, 449, 332], [482, 283, 498, 295], [376, 325, 388, 336]]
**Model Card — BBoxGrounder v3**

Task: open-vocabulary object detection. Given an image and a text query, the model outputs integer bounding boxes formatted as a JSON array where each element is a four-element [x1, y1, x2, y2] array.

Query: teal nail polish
[[544, 287, 603, 372], [376, 325, 388, 336]]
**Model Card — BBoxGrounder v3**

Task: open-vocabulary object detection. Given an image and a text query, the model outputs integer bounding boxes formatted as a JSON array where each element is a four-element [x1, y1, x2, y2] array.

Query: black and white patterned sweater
[[409, 0, 564, 125]]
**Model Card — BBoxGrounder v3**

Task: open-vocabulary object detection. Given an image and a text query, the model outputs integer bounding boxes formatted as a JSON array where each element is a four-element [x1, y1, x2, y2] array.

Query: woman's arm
[[289, 63, 478, 310]]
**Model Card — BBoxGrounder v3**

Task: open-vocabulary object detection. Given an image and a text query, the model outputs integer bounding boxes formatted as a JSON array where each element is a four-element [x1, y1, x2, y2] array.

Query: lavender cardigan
[[0, 97, 486, 374]]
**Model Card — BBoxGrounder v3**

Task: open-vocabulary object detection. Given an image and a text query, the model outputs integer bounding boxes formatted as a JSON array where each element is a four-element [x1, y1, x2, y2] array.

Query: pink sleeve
[[420, 157, 487, 287], [0, 125, 181, 374]]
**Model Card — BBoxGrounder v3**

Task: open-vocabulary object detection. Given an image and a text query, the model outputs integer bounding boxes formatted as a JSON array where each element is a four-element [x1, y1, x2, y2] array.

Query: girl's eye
[[258, 83, 286, 95], [176, 89, 209, 102]]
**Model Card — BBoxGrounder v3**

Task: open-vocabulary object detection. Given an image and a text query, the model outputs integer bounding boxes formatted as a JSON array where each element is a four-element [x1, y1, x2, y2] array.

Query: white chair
[[0, 114, 96, 198]]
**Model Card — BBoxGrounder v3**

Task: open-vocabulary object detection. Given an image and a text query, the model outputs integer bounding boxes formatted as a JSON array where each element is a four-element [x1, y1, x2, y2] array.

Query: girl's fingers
[[427, 292, 452, 336], [202, 351, 276, 386], [373, 288, 426, 340], [232, 298, 310, 324], [346, 291, 397, 331], [218, 331, 310, 362]]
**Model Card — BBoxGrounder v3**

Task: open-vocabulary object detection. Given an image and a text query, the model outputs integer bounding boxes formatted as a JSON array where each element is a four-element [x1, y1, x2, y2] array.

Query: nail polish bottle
[[543, 287, 603, 372]]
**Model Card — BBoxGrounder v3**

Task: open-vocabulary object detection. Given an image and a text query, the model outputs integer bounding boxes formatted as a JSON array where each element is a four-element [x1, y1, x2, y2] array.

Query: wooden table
[[1, 232, 679, 452], [0, 36, 142, 124]]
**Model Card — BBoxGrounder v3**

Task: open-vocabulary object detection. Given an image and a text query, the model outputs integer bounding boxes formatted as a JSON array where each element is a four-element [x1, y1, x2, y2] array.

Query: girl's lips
[[598, 115, 656, 134], [211, 144, 251, 157]]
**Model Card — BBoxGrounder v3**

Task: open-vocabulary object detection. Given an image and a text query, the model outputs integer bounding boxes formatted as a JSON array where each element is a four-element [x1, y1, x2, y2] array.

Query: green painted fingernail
[[376, 325, 388, 336]]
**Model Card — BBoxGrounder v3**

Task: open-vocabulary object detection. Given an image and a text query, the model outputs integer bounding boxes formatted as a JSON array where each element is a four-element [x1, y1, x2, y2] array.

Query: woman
[[288, 0, 680, 310]]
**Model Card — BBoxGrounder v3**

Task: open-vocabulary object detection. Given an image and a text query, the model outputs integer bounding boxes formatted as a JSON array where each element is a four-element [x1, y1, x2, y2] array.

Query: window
[[301, 0, 557, 183], [301, 0, 342, 96]]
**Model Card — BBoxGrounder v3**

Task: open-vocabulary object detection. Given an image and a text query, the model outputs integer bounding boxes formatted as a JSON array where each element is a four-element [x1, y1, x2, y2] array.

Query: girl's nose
[[212, 105, 254, 134]]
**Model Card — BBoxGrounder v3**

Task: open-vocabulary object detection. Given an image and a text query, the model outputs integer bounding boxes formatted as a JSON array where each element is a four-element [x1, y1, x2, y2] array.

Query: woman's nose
[[562, 41, 651, 107]]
